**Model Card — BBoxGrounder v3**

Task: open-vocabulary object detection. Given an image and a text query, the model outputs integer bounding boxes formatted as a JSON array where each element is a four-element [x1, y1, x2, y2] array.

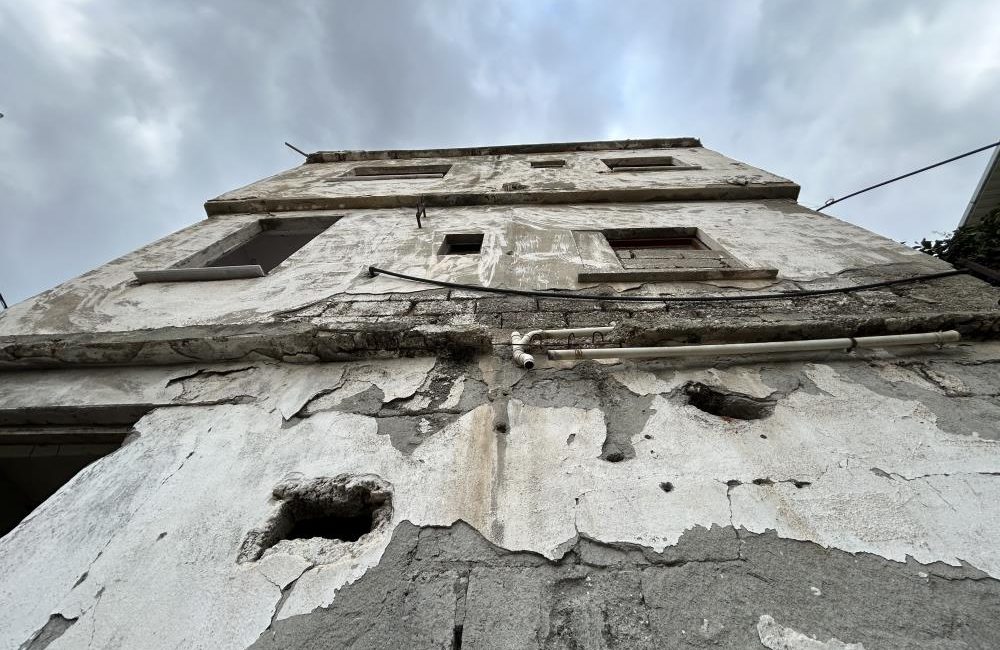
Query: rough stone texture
[[251, 520, 1000, 650]]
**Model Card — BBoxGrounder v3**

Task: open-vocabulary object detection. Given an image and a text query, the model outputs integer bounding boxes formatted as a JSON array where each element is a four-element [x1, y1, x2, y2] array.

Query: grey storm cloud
[[1, 0, 998, 304]]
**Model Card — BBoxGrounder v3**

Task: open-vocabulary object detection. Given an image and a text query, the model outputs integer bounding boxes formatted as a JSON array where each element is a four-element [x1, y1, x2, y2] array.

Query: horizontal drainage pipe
[[546, 330, 961, 362], [512, 323, 617, 369]]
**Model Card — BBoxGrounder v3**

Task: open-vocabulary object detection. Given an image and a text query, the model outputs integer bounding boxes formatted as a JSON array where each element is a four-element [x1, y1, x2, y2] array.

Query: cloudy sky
[[1, 1, 998, 304]]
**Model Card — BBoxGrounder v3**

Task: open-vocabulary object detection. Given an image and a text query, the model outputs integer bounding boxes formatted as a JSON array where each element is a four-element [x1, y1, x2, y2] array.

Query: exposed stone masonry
[[251, 521, 1000, 650]]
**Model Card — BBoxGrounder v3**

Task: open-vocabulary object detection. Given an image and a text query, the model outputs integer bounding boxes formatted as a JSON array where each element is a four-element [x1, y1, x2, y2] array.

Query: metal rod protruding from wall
[[284, 142, 308, 158], [416, 199, 427, 229]]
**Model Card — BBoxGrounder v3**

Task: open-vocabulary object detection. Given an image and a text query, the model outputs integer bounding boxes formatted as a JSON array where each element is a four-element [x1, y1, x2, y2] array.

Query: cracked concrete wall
[[3, 140, 1000, 649], [2, 344, 1000, 648], [0, 199, 990, 341]]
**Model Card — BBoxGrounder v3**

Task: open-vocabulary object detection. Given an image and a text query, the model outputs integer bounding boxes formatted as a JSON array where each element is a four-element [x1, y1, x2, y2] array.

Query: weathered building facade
[[2, 138, 1000, 649]]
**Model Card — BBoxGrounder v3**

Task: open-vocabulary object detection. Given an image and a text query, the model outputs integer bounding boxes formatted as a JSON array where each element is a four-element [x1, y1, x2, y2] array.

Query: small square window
[[439, 233, 483, 256], [601, 156, 700, 172], [530, 159, 565, 169], [135, 216, 339, 283], [333, 163, 452, 181]]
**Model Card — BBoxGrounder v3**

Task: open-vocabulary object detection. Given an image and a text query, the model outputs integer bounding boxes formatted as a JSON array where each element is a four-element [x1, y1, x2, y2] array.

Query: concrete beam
[[204, 183, 802, 216]]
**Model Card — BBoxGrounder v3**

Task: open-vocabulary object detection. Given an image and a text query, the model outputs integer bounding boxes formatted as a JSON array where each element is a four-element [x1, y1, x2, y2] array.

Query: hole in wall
[[684, 382, 776, 420], [238, 473, 392, 563], [659, 481, 674, 493], [604, 452, 625, 463], [286, 509, 374, 543]]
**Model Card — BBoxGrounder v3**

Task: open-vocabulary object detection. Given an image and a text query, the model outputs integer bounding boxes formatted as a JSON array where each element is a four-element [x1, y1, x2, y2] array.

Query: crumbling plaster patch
[[3, 352, 1000, 649], [757, 614, 865, 650]]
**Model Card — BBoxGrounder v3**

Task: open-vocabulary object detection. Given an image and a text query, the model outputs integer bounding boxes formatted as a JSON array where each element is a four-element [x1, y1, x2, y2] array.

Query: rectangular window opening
[[602, 227, 708, 251], [438, 233, 484, 256], [0, 405, 152, 537], [135, 215, 339, 283], [575, 226, 777, 283], [530, 159, 566, 169], [601, 156, 700, 172], [333, 163, 452, 181]]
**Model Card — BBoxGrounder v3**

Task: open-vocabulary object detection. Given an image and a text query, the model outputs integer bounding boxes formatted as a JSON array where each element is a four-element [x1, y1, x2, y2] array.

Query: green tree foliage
[[915, 207, 1000, 270]]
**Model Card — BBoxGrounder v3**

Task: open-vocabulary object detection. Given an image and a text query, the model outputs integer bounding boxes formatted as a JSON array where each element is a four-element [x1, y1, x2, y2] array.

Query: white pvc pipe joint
[[511, 323, 617, 369]]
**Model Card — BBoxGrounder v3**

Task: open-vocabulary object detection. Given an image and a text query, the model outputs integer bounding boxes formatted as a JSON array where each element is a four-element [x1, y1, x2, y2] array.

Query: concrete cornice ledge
[[203, 183, 801, 216], [0, 322, 494, 369], [1, 311, 997, 369], [303, 138, 704, 163]]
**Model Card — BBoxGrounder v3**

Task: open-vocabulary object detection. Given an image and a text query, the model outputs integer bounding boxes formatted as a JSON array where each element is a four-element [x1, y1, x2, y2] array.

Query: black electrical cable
[[367, 266, 967, 303], [818, 140, 1000, 210]]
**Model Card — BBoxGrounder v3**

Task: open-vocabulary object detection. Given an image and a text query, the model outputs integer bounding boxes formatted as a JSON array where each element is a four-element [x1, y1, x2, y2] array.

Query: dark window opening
[[337, 163, 452, 181], [135, 216, 339, 283], [530, 159, 565, 168], [439, 233, 484, 256], [207, 217, 335, 273], [601, 155, 699, 172], [607, 236, 707, 251], [602, 227, 710, 254], [0, 406, 150, 538]]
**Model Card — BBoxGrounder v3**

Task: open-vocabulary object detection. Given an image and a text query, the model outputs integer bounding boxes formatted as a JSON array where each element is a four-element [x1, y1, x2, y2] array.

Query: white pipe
[[511, 322, 617, 369], [546, 330, 960, 362]]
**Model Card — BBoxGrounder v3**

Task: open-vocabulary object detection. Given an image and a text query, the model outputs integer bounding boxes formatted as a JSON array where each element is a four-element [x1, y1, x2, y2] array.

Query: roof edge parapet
[[304, 138, 702, 164]]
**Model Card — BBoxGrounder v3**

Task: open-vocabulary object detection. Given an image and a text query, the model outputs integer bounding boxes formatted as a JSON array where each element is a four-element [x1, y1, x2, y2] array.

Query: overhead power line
[[817, 139, 1000, 211]]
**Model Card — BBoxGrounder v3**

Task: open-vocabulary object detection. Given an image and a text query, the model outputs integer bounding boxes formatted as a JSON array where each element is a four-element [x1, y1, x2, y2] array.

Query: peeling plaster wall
[[0, 200, 981, 338], [3, 141, 1000, 649], [2, 346, 1000, 648]]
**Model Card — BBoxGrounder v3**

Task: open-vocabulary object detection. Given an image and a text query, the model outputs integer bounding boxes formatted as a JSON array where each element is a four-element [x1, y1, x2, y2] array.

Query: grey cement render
[[251, 520, 1000, 650], [2, 140, 1000, 649]]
